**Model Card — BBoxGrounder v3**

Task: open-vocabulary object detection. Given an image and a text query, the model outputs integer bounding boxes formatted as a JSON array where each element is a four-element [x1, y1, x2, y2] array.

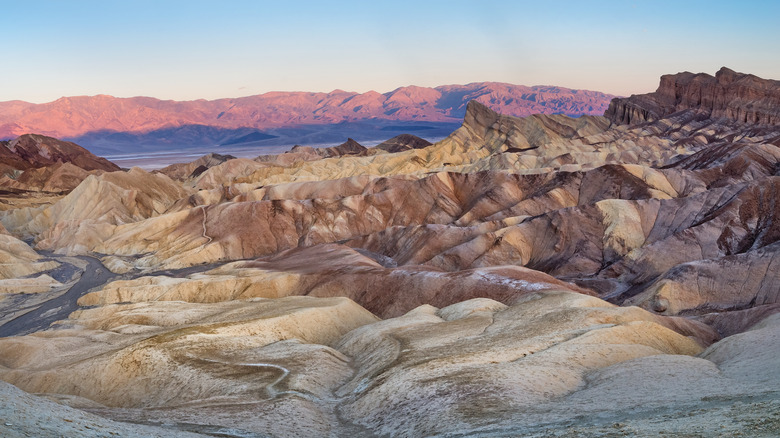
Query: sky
[[1, 0, 779, 103]]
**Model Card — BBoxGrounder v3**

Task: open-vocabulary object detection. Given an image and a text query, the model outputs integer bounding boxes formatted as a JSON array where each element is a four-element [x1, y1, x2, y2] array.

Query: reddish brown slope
[[0, 134, 119, 172], [0, 134, 120, 192], [606, 67, 780, 125]]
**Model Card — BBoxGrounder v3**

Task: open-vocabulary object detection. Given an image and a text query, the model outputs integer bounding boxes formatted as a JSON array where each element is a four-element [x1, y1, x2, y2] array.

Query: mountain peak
[[715, 66, 740, 84], [464, 100, 500, 132], [0, 84, 616, 148]]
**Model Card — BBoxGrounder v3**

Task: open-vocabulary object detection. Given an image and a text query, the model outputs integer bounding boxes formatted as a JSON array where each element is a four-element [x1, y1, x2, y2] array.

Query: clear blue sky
[[2, 0, 778, 103]]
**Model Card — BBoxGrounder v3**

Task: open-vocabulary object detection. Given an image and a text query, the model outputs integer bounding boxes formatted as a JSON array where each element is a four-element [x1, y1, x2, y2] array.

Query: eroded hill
[[0, 68, 779, 437]]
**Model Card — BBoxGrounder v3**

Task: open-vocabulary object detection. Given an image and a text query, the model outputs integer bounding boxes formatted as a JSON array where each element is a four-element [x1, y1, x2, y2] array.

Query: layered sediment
[[0, 68, 779, 437]]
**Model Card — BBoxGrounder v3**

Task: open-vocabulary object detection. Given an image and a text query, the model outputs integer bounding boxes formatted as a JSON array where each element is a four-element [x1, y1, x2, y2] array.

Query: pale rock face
[[334, 291, 711, 436], [0, 167, 192, 248], [75, 244, 594, 318], [0, 296, 378, 409], [627, 241, 780, 323], [596, 199, 649, 262], [99, 255, 135, 274], [547, 314, 780, 426], [0, 380, 203, 438], [194, 158, 270, 190], [0, 290, 733, 437], [0, 275, 61, 294], [325, 292, 776, 437], [0, 295, 379, 435], [0, 234, 58, 279]]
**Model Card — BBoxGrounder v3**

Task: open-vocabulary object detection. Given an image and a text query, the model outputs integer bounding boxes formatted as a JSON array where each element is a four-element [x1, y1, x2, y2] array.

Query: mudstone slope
[[0, 68, 779, 437]]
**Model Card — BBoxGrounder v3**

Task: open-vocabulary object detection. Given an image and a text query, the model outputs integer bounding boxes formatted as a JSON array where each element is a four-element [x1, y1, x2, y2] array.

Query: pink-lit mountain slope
[[0, 83, 615, 149]]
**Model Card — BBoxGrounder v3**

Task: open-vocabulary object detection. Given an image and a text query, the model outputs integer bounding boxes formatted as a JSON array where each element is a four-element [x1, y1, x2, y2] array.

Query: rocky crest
[[606, 67, 780, 125]]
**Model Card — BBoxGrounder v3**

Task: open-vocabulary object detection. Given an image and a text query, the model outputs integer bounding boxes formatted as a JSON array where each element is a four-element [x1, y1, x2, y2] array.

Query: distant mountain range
[[0, 83, 616, 154]]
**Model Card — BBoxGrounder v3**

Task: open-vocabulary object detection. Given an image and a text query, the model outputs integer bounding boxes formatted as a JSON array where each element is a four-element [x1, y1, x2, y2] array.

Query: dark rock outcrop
[[0, 134, 119, 172], [156, 152, 236, 181], [606, 67, 780, 125], [254, 138, 368, 165], [323, 138, 367, 157], [374, 134, 433, 153]]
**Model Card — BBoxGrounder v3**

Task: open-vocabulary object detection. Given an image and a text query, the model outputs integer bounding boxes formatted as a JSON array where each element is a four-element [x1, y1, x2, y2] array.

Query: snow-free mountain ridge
[[0, 82, 615, 152]]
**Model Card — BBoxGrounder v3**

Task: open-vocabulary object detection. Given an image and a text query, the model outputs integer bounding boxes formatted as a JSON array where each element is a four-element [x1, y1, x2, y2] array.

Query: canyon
[[0, 67, 779, 437]]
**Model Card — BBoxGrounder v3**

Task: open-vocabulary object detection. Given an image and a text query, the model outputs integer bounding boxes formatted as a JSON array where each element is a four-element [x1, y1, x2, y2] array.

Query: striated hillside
[[0, 69, 779, 437]]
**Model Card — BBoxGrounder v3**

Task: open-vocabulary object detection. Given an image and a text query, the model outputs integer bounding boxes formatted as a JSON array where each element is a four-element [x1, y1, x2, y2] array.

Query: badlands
[[0, 67, 779, 437]]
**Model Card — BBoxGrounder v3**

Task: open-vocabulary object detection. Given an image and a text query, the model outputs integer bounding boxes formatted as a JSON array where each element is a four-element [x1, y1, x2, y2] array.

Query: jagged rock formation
[[1, 69, 780, 437], [194, 102, 619, 189], [606, 67, 780, 125]]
